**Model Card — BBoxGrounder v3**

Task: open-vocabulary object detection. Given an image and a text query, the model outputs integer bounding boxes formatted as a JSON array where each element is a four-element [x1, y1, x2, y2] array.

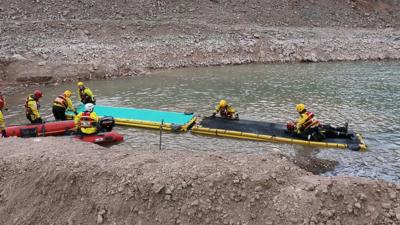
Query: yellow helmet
[[296, 104, 305, 112], [219, 99, 227, 107], [64, 90, 72, 97], [77, 81, 84, 86]]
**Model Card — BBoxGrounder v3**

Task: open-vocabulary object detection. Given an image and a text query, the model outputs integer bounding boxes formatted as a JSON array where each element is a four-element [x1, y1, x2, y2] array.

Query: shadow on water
[[3, 60, 400, 183]]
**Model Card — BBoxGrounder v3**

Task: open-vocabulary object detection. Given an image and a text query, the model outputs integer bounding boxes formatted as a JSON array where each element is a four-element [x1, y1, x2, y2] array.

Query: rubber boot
[[1, 130, 7, 138]]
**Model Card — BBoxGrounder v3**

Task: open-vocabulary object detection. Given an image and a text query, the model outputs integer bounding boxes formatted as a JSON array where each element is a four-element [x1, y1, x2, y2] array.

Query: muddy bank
[[0, 137, 399, 225]]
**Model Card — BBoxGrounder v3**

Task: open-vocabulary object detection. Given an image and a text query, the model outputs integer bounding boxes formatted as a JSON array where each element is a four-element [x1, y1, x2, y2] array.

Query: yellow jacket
[[214, 104, 236, 117], [0, 110, 4, 131], [0, 96, 5, 130], [75, 111, 99, 134], [296, 111, 320, 134], [77, 87, 95, 103], [25, 96, 41, 120], [53, 95, 76, 112]]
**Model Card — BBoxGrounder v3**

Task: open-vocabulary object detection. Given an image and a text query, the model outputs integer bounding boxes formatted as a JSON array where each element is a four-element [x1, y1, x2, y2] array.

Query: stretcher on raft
[[191, 117, 367, 151], [66, 105, 196, 132]]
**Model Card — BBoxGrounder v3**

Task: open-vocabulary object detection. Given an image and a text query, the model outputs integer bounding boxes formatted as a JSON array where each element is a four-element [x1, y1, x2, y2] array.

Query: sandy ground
[[0, 137, 399, 225]]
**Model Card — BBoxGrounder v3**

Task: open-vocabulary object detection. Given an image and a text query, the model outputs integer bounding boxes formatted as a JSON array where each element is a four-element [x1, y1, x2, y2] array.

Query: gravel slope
[[0, 137, 399, 225]]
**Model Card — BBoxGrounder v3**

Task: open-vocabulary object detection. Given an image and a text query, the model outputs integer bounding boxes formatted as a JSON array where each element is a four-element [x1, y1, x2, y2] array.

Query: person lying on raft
[[287, 104, 352, 141], [212, 99, 239, 120]]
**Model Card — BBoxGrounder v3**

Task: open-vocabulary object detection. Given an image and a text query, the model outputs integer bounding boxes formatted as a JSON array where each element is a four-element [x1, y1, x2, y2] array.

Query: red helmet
[[0, 99, 4, 109], [34, 90, 43, 99], [286, 120, 295, 131]]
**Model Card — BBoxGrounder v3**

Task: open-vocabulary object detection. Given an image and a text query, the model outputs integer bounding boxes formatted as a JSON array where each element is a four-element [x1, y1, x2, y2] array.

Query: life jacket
[[79, 111, 96, 128], [301, 111, 320, 131], [53, 95, 68, 108], [220, 107, 228, 117], [79, 87, 94, 104], [219, 105, 234, 117], [25, 96, 40, 114]]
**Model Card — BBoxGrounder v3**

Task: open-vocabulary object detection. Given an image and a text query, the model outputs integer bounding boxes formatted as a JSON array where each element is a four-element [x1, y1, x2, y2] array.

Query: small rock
[[347, 204, 353, 213], [152, 183, 165, 194], [254, 186, 262, 192], [305, 184, 316, 191], [181, 181, 187, 188], [382, 202, 391, 209], [253, 33, 261, 39], [354, 202, 361, 209], [38, 61, 46, 66], [12, 54, 27, 61], [165, 188, 172, 195], [357, 193, 367, 201], [99, 209, 106, 215], [271, 148, 281, 154], [84, 30, 90, 35], [191, 200, 199, 206], [389, 192, 396, 200], [96, 214, 103, 224]]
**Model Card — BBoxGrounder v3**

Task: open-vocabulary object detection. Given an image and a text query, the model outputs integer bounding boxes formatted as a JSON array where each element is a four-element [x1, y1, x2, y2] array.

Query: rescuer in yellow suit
[[0, 92, 8, 137], [212, 99, 239, 119], [74, 103, 99, 135], [77, 82, 96, 104], [25, 90, 43, 124], [52, 90, 77, 120]]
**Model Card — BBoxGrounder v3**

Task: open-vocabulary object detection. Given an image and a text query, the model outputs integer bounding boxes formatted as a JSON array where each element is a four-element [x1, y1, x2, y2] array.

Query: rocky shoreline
[[1, 23, 399, 94], [1, 0, 400, 94]]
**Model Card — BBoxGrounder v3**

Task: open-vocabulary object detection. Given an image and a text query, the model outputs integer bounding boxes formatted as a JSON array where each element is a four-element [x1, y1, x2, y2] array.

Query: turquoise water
[[3, 61, 400, 183]]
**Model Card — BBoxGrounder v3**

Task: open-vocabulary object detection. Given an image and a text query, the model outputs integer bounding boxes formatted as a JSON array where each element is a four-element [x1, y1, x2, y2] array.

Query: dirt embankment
[[0, 137, 399, 225], [1, 0, 400, 92]]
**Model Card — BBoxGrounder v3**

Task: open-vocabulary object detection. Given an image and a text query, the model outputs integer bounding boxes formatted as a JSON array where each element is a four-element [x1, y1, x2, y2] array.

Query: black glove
[[211, 112, 216, 117], [4, 108, 8, 111], [74, 111, 78, 115]]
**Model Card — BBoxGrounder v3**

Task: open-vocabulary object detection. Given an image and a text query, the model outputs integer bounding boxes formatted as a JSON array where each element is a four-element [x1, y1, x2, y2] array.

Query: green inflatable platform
[[66, 105, 196, 132]]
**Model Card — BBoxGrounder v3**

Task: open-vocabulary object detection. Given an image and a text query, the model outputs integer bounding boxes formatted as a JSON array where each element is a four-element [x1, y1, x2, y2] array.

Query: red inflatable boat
[[73, 131, 124, 147], [4, 121, 76, 137], [4, 118, 123, 147]]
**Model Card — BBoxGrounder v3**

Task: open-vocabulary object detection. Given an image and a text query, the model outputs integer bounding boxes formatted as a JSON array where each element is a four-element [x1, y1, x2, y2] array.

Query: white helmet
[[85, 103, 95, 112]]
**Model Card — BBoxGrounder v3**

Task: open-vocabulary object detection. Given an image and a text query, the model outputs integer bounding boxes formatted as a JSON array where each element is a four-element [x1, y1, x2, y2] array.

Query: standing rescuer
[[52, 90, 77, 120], [0, 92, 8, 137], [212, 99, 239, 119], [25, 90, 43, 124], [74, 103, 99, 135], [77, 82, 96, 104]]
